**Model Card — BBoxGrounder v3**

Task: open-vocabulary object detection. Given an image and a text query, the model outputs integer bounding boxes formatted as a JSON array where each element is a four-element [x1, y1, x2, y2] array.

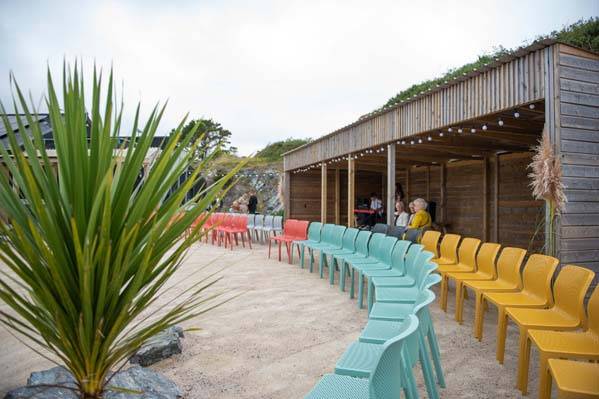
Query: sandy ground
[[0, 240, 546, 398]]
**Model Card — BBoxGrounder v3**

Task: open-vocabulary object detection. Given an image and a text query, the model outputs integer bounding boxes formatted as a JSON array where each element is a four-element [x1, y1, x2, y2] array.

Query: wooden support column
[[405, 167, 411, 202], [284, 171, 291, 219], [321, 163, 327, 224], [492, 155, 499, 242], [483, 158, 489, 241], [386, 143, 396, 225], [334, 168, 340, 225], [440, 163, 446, 224], [347, 156, 356, 227], [425, 166, 431, 200]]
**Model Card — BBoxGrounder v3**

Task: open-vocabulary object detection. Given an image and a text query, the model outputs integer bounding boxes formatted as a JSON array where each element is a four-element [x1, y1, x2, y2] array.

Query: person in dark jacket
[[248, 190, 258, 214]]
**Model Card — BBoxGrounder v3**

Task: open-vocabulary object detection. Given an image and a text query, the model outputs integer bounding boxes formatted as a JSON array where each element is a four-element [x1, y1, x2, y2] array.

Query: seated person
[[407, 201, 415, 225], [409, 198, 432, 229], [369, 192, 383, 225], [394, 200, 409, 227]]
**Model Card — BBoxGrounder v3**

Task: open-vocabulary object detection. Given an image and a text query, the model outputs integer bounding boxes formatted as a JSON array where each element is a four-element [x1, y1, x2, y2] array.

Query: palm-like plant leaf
[[0, 64, 243, 397]]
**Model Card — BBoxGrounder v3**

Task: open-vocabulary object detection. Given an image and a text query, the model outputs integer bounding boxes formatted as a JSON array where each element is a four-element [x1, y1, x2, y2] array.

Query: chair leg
[[516, 328, 532, 394], [240, 233, 245, 248], [455, 281, 464, 323], [401, 356, 419, 399], [357, 272, 364, 309], [339, 261, 346, 292], [300, 245, 305, 268], [538, 353, 552, 399], [329, 256, 335, 285], [349, 267, 355, 299], [319, 251, 326, 278], [247, 232, 252, 249], [309, 250, 315, 273], [286, 242, 292, 264], [474, 292, 485, 340], [440, 274, 449, 311], [427, 321, 446, 388], [268, 239, 272, 258], [278, 241, 282, 261], [496, 307, 508, 364], [367, 280, 374, 313], [419, 332, 440, 399]]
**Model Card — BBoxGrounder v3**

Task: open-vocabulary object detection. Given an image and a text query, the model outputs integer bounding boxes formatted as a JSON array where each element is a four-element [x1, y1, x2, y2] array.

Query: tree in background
[[255, 137, 312, 162], [170, 118, 237, 163]]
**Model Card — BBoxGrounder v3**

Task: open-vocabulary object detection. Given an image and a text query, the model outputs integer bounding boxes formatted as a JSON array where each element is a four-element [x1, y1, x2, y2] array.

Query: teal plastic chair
[[312, 225, 347, 278], [321, 227, 360, 285], [349, 236, 398, 309], [304, 224, 335, 271], [361, 289, 446, 393], [335, 231, 372, 292], [341, 233, 388, 300], [305, 315, 419, 399], [369, 273, 441, 321], [295, 222, 322, 268], [374, 258, 438, 305], [360, 240, 411, 311]]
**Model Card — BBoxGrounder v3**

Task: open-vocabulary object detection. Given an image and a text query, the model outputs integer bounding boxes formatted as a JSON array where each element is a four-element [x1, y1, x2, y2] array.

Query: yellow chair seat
[[507, 307, 580, 329], [549, 359, 599, 398], [447, 270, 494, 282], [431, 256, 456, 266], [464, 278, 519, 292], [438, 263, 472, 274], [485, 291, 547, 308], [529, 330, 599, 356]]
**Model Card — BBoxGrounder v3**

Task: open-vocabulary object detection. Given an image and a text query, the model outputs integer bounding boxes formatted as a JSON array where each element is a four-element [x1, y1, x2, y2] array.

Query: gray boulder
[[129, 327, 184, 367], [4, 366, 181, 399]]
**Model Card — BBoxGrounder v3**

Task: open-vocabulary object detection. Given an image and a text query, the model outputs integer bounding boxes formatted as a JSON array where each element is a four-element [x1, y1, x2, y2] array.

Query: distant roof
[[0, 113, 53, 149]]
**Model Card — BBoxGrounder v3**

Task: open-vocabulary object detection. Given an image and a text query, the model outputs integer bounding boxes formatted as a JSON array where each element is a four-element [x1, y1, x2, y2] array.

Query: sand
[[1, 240, 545, 398]]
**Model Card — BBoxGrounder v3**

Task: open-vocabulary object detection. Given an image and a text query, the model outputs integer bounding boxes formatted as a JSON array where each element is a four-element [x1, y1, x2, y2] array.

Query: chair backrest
[[236, 214, 248, 228], [476, 243, 501, 278], [424, 272, 442, 289], [553, 265, 595, 323], [421, 230, 441, 258], [586, 286, 599, 334], [372, 223, 389, 234], [376, 236, 398, 264], [521, 254, 559, 303], [320, 224, 337, 244], [355, 231, 372, 256], [415, 252, 436, 289], [404, 228, 421, 243], [246, 214, 255, 228], [389, 240, 411, 274], [438, 233, 461, 262], [307, 222, 322, 241], [282, 219, 295, 235], [370, 315, 419, 399], [495, 247, 527, 288], [387, 225, 406, 239], [331, 225, 347, 247], [405, 244, 424, 278], [253, 214, 265, 228], [273, 215, 283, 229], [367, 233, 386, 257], [457, 237, 481, 272], [294, 220, 309, 240], [263, 215, 274, 228], [341, 227, 360, 251]]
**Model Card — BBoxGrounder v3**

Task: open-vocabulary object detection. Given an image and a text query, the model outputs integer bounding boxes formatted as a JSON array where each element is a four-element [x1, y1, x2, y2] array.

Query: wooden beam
[[284, 171, 291, 219], [387, 143, 396, 225], [321, 163, 327, 224], [334, 168, 340, 224], [347, 156, 356, 227], [493, 155, 499, 242], [426, 166, 431, 201], [483, 158, 489, 241]]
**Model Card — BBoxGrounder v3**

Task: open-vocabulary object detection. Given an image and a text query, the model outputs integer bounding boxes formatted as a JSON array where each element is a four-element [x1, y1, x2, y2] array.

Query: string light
[[457, 128, 463, 133], [427, 136, 432, 141], [401, 140, 406, 145], [529, 104, 535, 110], [514, 110, 520, 118], [498, 118, 504, 127], [471, 128, 476, 133], [439, 131, 444, 137], [482, 124, 488, 131], [418, 138, 423, 144], [410, 140, 415, 145], [448, 127, 453, 133]]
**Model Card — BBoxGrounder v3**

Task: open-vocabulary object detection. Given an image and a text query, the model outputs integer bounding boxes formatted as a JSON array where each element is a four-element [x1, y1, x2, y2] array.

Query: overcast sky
[[1, 1, 597, 155]]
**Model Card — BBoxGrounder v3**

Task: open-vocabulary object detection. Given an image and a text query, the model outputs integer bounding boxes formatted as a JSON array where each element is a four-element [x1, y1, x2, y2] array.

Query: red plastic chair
[[219, 215, 252, 250], [269, 219, 308, 263]]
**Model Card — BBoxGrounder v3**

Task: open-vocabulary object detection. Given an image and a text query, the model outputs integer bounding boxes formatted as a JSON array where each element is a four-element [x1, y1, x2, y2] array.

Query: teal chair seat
[[304, 374, 369, 399], [369, 301, 417, 320], [335, 341, 382, 378]]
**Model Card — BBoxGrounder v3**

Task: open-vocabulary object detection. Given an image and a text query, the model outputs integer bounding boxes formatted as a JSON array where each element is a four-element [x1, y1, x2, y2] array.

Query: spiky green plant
[[0, 64, 242, 398]]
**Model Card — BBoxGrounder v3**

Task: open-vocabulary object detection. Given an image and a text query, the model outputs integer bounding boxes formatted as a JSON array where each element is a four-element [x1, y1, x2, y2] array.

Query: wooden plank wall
[[284, 45, 550, 171], [556, 45, 599, 280]]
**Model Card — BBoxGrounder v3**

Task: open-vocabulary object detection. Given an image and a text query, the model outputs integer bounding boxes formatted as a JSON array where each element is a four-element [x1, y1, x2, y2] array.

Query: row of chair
[[426, 232, 599, 398], [200, 213, 252, 250], [247, 214, 284, 242], [290, 223, 446, 398], [267, 219, 309, 262]]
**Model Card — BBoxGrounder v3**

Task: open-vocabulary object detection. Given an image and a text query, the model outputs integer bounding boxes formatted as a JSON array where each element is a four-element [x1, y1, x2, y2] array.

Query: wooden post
[[334, 168, 340, 225], [440, 163, 446, 224], [492, 155, 499, 242], [347, 156, 356, 227], [321, 163, 327, 224], [483, 158, 489, 241], [284, 171, 291, 219], [405, 167, 411, 202], [426, 166, 431, 200], [386, 143, 396, 225]]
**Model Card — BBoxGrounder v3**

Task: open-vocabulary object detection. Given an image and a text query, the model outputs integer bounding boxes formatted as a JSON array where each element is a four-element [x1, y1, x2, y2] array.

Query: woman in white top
[[394, 200, 410, 227]]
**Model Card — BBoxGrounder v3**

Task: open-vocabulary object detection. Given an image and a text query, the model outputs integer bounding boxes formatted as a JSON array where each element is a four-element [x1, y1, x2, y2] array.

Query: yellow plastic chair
[[446, 242, 501, 323], [431, 233, 461, 266], [510, 265, 595, 394], [529, 286, 599, 399], [438, 237, 481, 311], [546, 359, 599, 399], [465, 247, 527, 339], [421, 230, 441, 258], [482, 254, 559, 364]]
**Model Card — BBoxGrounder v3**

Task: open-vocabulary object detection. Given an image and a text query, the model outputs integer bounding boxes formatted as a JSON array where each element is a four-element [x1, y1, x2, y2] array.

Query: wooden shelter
[[282, 40, 599, 276]]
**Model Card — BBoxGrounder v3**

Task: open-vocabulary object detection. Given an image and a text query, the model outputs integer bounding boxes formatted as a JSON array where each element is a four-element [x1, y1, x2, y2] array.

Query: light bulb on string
[[439, 131, 444, 137], [427, 136, 432, 141], [418, 138, 423, 144], [482, 124, 488, 131], [471, 128, 476, 133], [448, 127, 453, 133], [514, 110, 520, 118], [529, 104, 535, 110], [458, 128, 463, 133], [498, 119, 504, 127]]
